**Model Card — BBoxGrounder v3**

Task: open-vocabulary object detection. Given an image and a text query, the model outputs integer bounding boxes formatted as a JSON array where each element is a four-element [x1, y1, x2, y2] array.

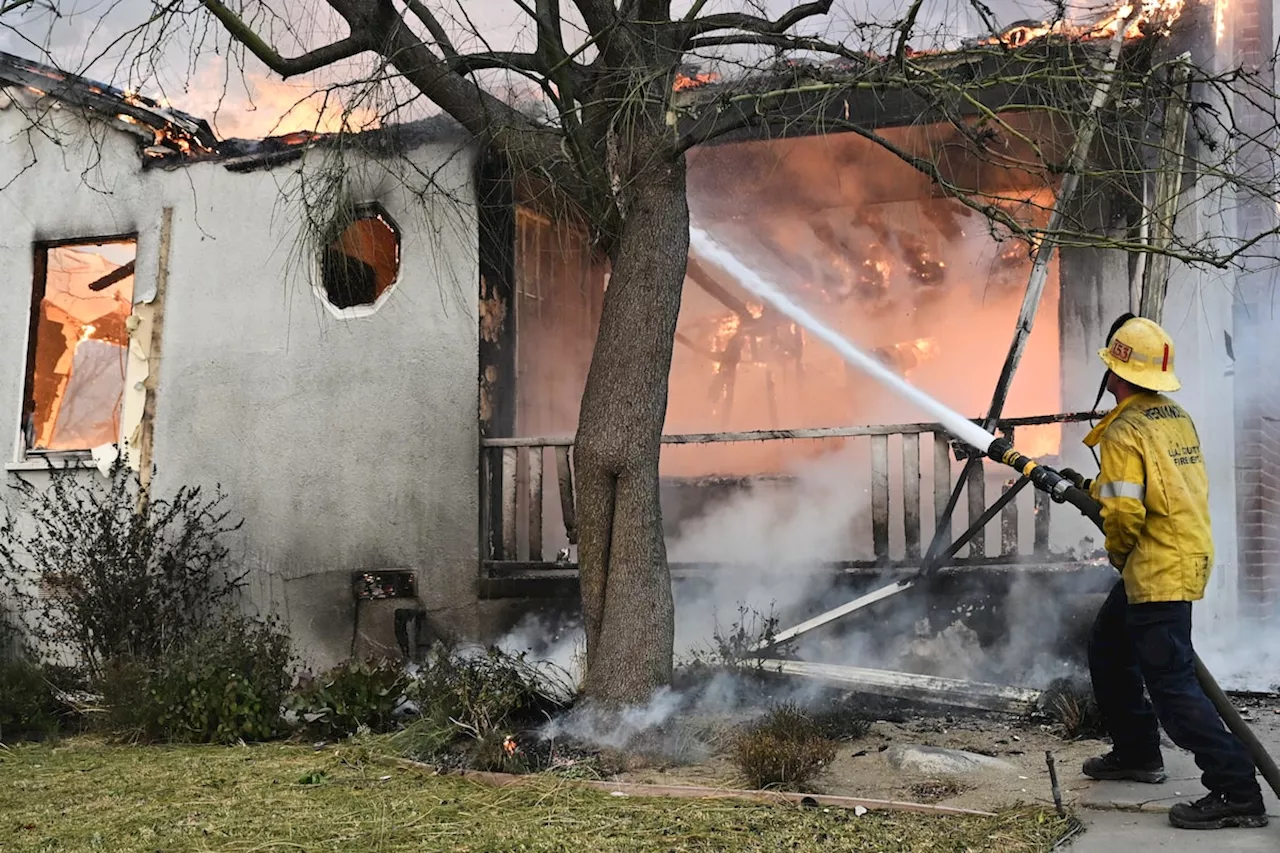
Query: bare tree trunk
[[574, 156, 688, 704]]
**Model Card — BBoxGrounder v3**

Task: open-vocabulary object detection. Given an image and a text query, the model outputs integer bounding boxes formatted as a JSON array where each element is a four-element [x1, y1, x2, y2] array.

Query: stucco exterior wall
[[0, 106, 482, 669]]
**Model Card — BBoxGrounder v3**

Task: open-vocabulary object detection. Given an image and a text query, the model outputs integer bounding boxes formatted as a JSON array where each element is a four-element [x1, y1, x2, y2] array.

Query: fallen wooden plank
[[753, 579, 915, 651], [761, 659, 1042, 715], [391, 759, 997, 817], [752, 495, 1030, 650]]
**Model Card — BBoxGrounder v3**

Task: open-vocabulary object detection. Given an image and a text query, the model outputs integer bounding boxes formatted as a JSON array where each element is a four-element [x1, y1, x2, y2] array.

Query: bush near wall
[[288, 658, 413, 739], [391, 646, 574, 770], [0, 658, 63, 742], [0, 459, 298, 744], [0, 460, 245, 680], [99, 615, 293, 744]]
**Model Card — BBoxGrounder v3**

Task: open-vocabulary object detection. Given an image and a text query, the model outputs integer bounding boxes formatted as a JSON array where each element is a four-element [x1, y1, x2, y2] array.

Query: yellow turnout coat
[[1083, 392, 1214, 603]]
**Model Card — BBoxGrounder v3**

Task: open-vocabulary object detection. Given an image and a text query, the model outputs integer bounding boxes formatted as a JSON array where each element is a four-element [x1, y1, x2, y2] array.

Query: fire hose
[[986, 436, 1280, 800]]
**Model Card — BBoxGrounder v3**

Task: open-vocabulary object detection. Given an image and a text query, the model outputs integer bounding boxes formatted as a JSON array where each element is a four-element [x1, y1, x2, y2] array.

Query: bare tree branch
[[401, 0, 458, 60], [687, 1, 834, 38], [448, 50, 545, 75], [682, 0, 713, 22], [894, 0, 925, 65], [318, 0, 576, 196], [636, 0, 673, 18], [198, 0, 371, 79], [0, 0, 38, 15], [687, 32, 866, 62]]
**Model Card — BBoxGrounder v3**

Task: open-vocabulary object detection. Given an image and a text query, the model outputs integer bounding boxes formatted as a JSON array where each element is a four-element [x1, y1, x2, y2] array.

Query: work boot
[[1082, 752, 1167, 784], [1168, 790, 1269, 830]]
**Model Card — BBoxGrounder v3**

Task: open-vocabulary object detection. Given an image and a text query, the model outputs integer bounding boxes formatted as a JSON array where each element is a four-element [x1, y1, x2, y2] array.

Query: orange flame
[[675, 72, 719, 91], [712, 312, 742, 358], [907, 337, 939, 359]]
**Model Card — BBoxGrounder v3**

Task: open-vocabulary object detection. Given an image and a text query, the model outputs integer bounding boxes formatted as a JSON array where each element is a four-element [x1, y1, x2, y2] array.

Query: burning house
[[0, 0, 1271, 677]]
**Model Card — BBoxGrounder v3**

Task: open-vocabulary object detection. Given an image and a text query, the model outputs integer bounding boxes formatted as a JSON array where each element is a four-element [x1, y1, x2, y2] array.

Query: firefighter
[[1062, 316, 1267, 830]]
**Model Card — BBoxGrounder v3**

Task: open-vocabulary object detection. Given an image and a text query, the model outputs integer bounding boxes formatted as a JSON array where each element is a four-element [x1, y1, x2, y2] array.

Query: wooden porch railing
[[480, 412, 1097, 575]]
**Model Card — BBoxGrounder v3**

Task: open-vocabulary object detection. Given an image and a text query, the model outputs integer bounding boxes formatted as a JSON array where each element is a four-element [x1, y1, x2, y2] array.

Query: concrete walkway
[[1069, 810, 1280, 851], [1065, 710, 1280, 850]]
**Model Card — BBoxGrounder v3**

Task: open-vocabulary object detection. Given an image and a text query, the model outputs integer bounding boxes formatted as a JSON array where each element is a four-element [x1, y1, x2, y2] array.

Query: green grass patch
[[0, 738, 1073, 851]]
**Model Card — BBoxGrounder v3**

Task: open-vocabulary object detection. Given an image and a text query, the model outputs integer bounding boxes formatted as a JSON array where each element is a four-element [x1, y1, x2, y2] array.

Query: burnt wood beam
[[686, 254, 753, 316], [86, 260, 135, 292]]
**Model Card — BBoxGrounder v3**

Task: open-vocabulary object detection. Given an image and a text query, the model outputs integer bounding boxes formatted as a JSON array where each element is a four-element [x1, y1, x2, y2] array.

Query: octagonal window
[[320, 204, 401, 310]]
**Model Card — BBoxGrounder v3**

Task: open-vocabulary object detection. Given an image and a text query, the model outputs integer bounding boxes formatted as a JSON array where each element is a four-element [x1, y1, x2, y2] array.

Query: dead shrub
[[678, 604, 794, 676], [1042, 677, 1105, 740], [391, 644, 572, 773], [732, 703, 837, 791]]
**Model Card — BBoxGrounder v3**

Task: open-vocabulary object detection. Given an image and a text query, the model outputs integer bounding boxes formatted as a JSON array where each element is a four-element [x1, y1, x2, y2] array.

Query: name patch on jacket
[[1142, 405, 1184, 422], [1168, 445, 1203, 466]]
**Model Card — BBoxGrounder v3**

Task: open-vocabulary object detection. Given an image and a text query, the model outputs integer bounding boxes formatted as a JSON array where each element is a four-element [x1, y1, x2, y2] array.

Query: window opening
[[23, 239, 137, 454], [320, 206, 401, 309]]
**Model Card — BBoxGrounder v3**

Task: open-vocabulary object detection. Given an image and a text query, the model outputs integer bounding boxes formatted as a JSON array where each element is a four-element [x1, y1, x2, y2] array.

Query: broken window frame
[[316, 202, 403, 318], [16, 233, 139, 465]]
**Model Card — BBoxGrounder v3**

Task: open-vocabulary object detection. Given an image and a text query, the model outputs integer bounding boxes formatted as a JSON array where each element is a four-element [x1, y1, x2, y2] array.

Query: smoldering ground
[[494, 436, 1122, 757]]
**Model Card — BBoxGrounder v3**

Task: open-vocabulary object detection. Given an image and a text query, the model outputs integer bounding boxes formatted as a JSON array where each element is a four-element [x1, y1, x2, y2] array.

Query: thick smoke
[[662, 445, 1103, 690], [1198, 626, 1280, 692]]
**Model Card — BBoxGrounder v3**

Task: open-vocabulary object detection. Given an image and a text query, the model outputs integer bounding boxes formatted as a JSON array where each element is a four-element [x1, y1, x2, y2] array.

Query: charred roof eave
[[0, 51, 472, 173], [0, 50, 218, 163]]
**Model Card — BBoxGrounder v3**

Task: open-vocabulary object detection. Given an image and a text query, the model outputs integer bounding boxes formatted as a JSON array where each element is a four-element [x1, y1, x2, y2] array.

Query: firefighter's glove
[[1108, 551, 1127, 571], [1059, 468, 1093, 492]]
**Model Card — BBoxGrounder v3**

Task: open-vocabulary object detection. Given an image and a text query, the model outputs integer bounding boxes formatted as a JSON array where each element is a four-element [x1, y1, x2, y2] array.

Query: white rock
[[885, 745, 1019, 776]]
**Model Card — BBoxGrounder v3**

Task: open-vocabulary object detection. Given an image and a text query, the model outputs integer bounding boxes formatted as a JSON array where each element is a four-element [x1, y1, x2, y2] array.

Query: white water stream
[[689, 226, 998, 452]]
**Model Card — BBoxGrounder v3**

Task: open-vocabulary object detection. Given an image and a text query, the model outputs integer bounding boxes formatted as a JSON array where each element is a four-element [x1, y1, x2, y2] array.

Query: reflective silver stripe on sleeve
[[1099, 481, 1145, 500]]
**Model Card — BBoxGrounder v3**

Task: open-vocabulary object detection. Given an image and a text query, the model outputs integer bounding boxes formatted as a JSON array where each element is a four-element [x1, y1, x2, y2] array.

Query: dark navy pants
[[1088, 580, 1260, 797]]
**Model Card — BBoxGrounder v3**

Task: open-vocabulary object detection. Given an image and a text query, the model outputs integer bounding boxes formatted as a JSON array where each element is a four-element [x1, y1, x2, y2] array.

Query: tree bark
[[574, 155, 688, 704]]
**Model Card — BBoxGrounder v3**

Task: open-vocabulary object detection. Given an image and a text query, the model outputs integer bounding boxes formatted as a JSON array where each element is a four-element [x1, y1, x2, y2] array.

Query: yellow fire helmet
[[1097, 316, 1181, 392]]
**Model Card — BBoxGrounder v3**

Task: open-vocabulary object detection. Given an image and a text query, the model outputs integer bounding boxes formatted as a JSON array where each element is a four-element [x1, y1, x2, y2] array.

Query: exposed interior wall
[[0, 105, 482, 669], [512, 196, 606, 437]]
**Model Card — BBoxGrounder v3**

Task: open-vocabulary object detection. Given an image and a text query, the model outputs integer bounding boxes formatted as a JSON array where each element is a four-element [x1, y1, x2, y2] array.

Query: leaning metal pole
[[983, 20, 1132, 424], [921, 20, 1133, 569]]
